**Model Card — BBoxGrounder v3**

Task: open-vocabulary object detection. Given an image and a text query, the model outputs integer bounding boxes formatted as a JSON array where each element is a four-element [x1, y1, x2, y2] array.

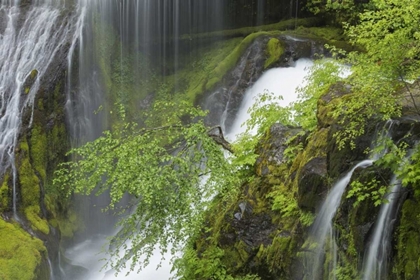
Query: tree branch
[[207, 126, 234, 154]]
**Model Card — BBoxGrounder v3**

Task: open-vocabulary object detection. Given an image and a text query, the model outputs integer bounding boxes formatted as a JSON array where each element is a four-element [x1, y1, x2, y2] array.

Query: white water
[[362, 175, 401, 280], [227, 58, 313, 140], [306, 160, 374, 280], [361, 140, 413, 280], [65, 233, 173, 280], [64, 59, 313, 279], [0, 1, 77, 217]]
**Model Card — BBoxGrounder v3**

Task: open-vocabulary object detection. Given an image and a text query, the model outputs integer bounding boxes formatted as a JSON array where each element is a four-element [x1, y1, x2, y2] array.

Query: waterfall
[[227, 59, 313, 140], [305, 160, 374, 280], [62, 1, 225, 279], [361, 143, 414, 280], [303, 120, 400, 279], [361, 175, 401, 280], [0, 0, 77, 218]]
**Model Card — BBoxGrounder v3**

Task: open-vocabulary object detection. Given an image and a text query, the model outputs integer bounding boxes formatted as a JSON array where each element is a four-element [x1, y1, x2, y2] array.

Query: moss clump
[[30, 69, 38, 80], [19, 141, 41, 208], [0, 175, 10, 212], [264, 38, 284, 69], [205, 31, 276, 93], [18, 139, 52, 235], [393, 199, 420, 279], [25, 205, 50, 235], [257, 235, 294, 278], [29, 125, 47, 181], [56, 209, 79, 238], [180, 17, 322, 41], [164, 38, 241, 103], [0, 219, 46, 280]]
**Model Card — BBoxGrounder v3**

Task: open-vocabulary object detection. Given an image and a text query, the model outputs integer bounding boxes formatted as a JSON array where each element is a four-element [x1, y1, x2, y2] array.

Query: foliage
[[175, 245, 260, 280], [347, 178, 388, 207], [294, 59, 347, 132], [53, 100, 241, 274], [305, 0, 369, 25], [375, 138, 420, 190]]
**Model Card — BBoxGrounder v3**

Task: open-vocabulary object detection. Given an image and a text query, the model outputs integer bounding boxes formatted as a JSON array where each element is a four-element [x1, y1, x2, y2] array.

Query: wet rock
[[22, 69, 38, 95], [202, 35, 330, 131], [389, 116, 420, 146], [317, 82, 352, 128], [297, 157, 328, 212], [256, 123, 303, 176]]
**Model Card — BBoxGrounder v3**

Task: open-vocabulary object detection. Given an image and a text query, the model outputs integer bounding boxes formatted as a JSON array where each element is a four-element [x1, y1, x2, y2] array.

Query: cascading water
[[0, 0, 77, 219], [62, 1, 225, 279], [227, 58, 313, 139], [0, 1, 81, 278], [361, 142, 415, 280], [303, 120, 399, 279], [361, 175, 402, 280], [304, 160, 374, 280]]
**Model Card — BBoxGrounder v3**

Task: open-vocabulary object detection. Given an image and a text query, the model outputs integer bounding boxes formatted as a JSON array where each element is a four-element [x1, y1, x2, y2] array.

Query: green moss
[[258, 235, 293, 277], [181, 18, 322, 41], [293, 26, 344, 41], [290, 26, 357, 52], [164, 38, 241, 103], [25, 205, 50, 235], [19, 141, 41, 208], [18, 139, 52, 236], [0, 219, 46, 280], [30, 69, 38, 80], [57, 210, 79, 238], [205, 32, 276, 94], [393, 199, 420, 279], [0, 175, 10, 212], [223, 240, 250, 271], [29, 126, 47, 181], [264, 38, 284, 69]]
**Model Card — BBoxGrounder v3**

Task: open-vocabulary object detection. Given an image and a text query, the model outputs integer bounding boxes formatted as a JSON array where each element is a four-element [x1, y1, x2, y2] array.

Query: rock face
[[191, 76, 420, 280], [0, 5, 74, 279], [202, 34, 331, 131], [297, 156, 327, 212]]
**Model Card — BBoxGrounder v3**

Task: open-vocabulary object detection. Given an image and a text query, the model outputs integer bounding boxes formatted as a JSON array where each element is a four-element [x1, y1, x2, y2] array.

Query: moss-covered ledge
[[0, 219, 47, 280]]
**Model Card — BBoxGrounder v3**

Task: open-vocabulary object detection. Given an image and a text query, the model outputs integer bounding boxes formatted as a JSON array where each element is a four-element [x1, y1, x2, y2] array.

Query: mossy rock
[[264, 38, 285, 69], [0, 174, 11, 213], [297, 157, 328, 213], [393, 198, 420, 279], [317, 82, 351, 129], [0, 219, 46, 280], [25, 205, 50, 235], [22, 69, 38, 95], [18, 140, 41, 208], [256, 123, 303, 177]]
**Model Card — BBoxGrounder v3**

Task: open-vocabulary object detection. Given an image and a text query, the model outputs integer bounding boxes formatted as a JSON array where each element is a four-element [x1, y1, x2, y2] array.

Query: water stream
[[361, 143, 415, 280], [0, 0, 77, 219], [227, 59, 313, 139], [361, 175, 401, 280], [305, 160, 374, 280], [64, 59, 313, 280]]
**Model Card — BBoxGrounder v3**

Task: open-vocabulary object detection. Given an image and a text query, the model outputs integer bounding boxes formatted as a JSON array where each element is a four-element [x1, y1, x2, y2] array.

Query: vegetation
[[0, 219, 46, 280], [0, 0, 413, 279], [53, 100, 242, 274]]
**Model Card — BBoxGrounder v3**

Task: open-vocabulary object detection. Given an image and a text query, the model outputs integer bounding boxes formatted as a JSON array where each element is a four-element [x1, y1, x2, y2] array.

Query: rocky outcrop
[[192, 75, 420, 279], [202, 34, 331, 131]]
